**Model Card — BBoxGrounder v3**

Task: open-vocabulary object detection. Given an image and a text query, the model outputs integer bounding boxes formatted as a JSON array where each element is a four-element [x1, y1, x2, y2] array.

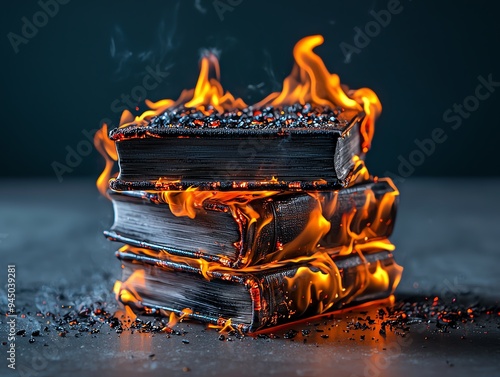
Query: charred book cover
[[105, 178, 398, 268], [115, 245, 402, 333]]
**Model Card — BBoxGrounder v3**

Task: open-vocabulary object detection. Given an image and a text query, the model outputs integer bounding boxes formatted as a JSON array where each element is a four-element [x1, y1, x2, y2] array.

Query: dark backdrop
[[1, 0, 499, 180]]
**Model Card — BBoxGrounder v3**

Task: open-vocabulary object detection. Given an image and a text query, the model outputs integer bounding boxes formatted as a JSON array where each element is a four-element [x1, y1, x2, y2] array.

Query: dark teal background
[[1, 0, 499, 179]]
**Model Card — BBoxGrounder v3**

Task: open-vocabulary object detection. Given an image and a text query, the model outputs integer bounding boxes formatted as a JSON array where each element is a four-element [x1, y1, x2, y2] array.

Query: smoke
[[262, 49, 282, 92], [109, 26, 133, 81], [109, 1, 180, 81], [199, 47, 221, 60], [246, 49, 282, 101], [194, 0, 207, 14]]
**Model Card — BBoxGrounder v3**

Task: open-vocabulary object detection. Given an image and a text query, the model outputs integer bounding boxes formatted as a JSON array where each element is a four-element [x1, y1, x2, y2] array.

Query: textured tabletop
[[0, 178, 499, 377]]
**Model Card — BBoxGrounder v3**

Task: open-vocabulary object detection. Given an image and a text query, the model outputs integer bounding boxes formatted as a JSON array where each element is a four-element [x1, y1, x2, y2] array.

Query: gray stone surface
[[0, 178, 499, 377]]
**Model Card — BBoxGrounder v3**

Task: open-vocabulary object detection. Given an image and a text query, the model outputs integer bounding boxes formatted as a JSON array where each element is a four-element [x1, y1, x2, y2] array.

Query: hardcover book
[[108, 105, 364, 191], [115, 246, 402, 332], [105, 178, 398, 268]]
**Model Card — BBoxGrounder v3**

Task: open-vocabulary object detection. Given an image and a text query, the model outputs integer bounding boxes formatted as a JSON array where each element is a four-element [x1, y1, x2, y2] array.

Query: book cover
[[115, 245, 402, 332], [105, 178, 398, 268], [108, 105, 364, 191]]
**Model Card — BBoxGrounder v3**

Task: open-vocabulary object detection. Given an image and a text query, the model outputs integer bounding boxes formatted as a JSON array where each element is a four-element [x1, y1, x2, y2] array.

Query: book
[[115, 246, 402, 333], [105, 178, 398, 268], [108, 105, 364, 191]]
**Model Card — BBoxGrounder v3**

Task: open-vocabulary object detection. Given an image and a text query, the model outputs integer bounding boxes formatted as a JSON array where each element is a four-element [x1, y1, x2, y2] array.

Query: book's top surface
[[109, 104, 362, 140]]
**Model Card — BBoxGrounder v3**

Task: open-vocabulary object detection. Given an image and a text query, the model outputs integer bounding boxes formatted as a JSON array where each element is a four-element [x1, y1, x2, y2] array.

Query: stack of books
[[104, 104, 403, 333]]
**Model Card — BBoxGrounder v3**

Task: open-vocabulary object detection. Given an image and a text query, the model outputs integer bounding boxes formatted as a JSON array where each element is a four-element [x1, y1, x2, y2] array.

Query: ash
[[148, 104, 344, 130], [2, 282, 499, 344]]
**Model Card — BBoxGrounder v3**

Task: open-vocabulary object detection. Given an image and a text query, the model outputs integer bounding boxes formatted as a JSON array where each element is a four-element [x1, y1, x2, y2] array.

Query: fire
[[118, 51, 246, 129], [370, 260, 391, 291], [349, 156, 371, 185], [113, 305, 138, 327], [107, 172, 398, 271], [158, 189, 277, 220], [256, 35, 380, 152], [94, 123, 118, 198], [99, 35, 395, 328], [283, 247, 402, 318], [284, 253, 344, 317], [148, 174, 397, 267], [164, 308, 193, 328], [95, 35, 382, 190], [256, 36, 358, 108], [207, 318, 237, 333], [184, 52, 247, 113], [271, 193, 332, 261], [114, 268, 145, 308], [117, 238, 395, 283], [114, 242, 401, 326], [335, 179, 399, 256]]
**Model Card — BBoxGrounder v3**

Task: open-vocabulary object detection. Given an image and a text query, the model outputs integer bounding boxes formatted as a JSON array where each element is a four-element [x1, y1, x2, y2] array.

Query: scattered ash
[[381, 294, 500, 335], [283, 329, 298, 339], [2, 290, 499, 344], [279, 294, 500, 344], [142, 104, 345, 130], [0, 273, 189, 340]]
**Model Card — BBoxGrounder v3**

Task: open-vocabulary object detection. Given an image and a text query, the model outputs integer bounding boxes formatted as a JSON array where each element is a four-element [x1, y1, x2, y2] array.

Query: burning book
[[94, 35, 381, 196], [95, 35, 402, 332], [105, 178, 398, 268], [114, 244, 402, 333], [108, 105, 364, 191]]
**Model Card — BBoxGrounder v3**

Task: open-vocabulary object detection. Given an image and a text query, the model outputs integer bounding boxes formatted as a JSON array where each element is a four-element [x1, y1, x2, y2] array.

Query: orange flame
[[164, 308, 193, 328], [207, 318, 238, 334], [256, 35, 381, 152], [114, 243, 402, 326], [118, 52, 246, 129], [109, 174, 397, 270], [284, 254, 344, 317], [158, 189, 276, 220], [113, 305, 137, 328], [152, 175, 397, 267], [114, 268, 145, 308], [184, 53, 247, 113], [98, 36, 395, 325], [335, 179, 399, 256], [283, 247, 401, 318], [272, 193, 332, 261], [94, 35, 382, 194], [94, 123, 118, 198], [117, 235, 397, 282]]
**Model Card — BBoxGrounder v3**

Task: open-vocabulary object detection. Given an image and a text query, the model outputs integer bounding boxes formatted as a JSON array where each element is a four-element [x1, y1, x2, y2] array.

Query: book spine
[[246, 178, 398, 266], [249, 250, 402, 331]]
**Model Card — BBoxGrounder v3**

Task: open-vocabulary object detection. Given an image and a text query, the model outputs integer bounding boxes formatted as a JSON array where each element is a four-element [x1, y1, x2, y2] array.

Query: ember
[[4, 286, 497, 347], [95, 35, 403, 332], [122, 104, 346, 130]]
